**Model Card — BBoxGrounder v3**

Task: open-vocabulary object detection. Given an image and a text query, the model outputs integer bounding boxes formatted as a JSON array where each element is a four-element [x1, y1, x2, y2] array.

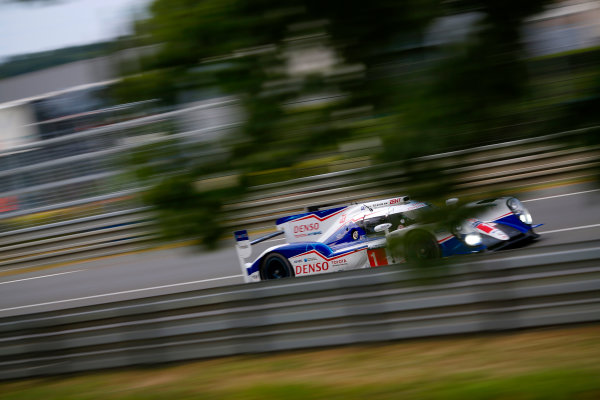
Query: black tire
[[404, 231, 441, 262], [260, 253, 294, 280]]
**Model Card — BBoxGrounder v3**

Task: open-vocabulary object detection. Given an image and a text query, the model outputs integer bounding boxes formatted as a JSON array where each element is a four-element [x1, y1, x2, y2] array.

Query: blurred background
[[0, 0, 600, 250], [1, 0, 600, 395], [0, 0, 599, 246]]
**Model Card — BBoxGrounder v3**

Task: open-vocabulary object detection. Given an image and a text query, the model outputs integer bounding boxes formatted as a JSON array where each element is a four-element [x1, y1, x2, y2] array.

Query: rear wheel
[[404, 231, 440, 262], [260, 253, 294, 280]]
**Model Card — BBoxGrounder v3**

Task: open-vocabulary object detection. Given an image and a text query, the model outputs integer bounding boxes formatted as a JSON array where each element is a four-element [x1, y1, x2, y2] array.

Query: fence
[[1, 125, 598, 270], [1, 240, 598, 380], [0, 98, 241, 217]]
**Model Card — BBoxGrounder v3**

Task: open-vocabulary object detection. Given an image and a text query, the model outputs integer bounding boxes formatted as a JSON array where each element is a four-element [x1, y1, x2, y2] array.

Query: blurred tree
[[116, 0, 554, 247], [116, 0, 443, 247], [379, 0, 551, 200]]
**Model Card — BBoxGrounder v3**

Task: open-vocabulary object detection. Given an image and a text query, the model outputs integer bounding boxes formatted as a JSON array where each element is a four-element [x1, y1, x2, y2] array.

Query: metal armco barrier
[[1, 126, 599, 270], [0, 241, 599, 380], [0, 208, 155, 270]]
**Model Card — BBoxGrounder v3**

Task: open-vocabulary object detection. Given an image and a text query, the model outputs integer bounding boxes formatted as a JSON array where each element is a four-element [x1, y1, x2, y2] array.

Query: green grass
[[1, 325, 599, 400]]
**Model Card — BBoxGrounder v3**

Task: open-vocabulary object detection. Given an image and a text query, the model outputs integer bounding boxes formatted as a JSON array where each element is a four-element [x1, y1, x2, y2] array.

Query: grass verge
[[1, 325, 599, 399]]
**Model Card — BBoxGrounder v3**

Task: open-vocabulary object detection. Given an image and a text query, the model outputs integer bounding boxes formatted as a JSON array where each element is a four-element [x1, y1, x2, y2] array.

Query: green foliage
[[113, 69, 180, 106], [2, 358, 599, 399], [121, 136, 244, 248], [113, 0, 443, 247], [376, 0, 555, 197], [115, 0, 557, 247], [143, 176, 225, 248]]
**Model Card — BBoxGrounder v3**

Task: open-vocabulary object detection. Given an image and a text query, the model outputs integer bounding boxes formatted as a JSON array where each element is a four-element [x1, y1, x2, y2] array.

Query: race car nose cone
[[493, 230, 510, 241], [474, 221, 510, 241]]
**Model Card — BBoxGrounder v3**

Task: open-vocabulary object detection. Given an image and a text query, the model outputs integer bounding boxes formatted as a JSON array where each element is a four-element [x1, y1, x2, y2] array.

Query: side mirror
[[374, 223, 392, 233], [446, 198, 459, 206]]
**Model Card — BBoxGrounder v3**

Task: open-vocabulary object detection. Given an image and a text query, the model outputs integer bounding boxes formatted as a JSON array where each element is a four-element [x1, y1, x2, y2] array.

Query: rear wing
[[234, 230, 251, 282], [234, 229, 284, 282]]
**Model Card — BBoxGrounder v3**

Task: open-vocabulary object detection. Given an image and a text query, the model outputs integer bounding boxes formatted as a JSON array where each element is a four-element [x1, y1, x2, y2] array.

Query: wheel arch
[[259, 251, 295, 280], [403, 228, 441, 260]]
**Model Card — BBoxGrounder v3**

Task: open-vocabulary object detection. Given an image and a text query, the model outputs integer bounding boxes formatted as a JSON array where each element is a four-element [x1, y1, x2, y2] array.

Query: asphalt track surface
[[1, 182, 600, 318]]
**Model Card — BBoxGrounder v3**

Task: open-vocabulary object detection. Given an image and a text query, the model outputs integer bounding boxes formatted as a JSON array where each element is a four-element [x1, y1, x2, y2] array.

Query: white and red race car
[[234, 195, 540, 282]]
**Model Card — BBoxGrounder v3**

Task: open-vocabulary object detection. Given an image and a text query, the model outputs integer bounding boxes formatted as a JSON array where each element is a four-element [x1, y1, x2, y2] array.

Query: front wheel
[[404, 231, 441, 262], [260, 253, 294, 280]]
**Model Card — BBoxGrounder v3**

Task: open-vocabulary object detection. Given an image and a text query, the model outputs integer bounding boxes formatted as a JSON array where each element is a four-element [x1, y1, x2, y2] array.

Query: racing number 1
[[368, 248, 388, 267]]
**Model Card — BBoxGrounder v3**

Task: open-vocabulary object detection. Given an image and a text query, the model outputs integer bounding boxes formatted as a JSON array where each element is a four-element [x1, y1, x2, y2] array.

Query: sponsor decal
[[470, 219, 509, 240], [293, 223, 322, 238], [405, 202, 426, 210], [294, 231, 322, 238], [331, 258, 347, 265], [291, 254, 330, 267], [294, 223, 320, 233], [295, 262, 330, 275], [475, 223, 493, 234], [290, 248, 367, 266], [292, 247, 366, 262], [370, 201, 389, 208], [367, 248, 388, 267]]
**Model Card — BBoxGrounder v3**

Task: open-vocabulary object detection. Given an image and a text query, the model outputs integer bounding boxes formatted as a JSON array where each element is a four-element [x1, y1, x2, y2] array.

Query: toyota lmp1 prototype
[[234, 196, 541, 282]]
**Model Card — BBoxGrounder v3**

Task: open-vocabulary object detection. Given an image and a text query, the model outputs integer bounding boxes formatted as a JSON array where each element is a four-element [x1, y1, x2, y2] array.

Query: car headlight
[[507, 197, 532, 225], [507, 197, 523, 212], [519, 211, 532, 225], [464, 233, 482, 246]]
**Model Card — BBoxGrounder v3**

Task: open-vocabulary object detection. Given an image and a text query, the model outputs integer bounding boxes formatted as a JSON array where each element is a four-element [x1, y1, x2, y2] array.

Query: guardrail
[[1, 126, 598, 270], [225, 127, 600, 226], [1, 241, 599, 380], [0, 208, 155, 270]]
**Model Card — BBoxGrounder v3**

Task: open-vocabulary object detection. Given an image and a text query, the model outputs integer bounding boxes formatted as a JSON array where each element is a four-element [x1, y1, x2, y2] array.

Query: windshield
[[399, 209, 427, 225], [357, 208, 427, 236], [357, 215, 392, 235]]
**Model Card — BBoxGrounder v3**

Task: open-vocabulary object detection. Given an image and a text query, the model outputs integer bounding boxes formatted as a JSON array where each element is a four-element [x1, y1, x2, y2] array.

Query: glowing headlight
[[465, 233, 482, 246], [519, 211, 532, 225]]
